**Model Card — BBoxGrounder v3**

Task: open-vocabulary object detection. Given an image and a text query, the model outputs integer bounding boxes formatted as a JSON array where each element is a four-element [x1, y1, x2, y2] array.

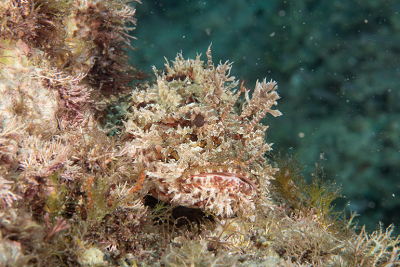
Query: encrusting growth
[[125, 45, 282, 217], [1, 1, 399, 265]]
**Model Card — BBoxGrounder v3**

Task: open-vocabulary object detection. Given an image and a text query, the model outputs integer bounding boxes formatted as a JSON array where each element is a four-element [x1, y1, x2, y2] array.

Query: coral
[[124, 45, 281, 217]]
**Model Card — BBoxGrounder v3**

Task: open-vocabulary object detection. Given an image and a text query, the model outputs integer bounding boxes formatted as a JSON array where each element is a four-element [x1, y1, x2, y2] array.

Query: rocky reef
[[0, 0, 399, 266]]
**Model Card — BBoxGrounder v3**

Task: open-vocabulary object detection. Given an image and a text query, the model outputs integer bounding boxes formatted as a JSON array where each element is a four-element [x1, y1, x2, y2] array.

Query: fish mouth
[[185, 171, 258, 193]]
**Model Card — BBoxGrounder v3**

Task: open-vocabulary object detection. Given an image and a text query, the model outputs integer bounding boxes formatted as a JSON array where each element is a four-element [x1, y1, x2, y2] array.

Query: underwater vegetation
[[0, 0, 399, 266]]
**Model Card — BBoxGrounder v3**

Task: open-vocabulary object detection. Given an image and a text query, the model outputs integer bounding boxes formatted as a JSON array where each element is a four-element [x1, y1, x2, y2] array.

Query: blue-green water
[[132, 0, 400, 235]]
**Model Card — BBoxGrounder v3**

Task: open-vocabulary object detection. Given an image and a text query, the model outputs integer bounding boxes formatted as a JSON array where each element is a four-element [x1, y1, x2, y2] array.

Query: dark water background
[[130, 0, 400, 235]]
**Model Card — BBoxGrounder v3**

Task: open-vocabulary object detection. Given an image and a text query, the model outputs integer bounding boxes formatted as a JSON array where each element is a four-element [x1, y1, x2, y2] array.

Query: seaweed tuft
[[271, 153, 305, 210]]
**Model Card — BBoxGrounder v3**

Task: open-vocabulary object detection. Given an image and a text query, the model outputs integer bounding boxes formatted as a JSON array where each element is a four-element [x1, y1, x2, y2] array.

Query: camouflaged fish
[[125, 45, 281, 216]]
